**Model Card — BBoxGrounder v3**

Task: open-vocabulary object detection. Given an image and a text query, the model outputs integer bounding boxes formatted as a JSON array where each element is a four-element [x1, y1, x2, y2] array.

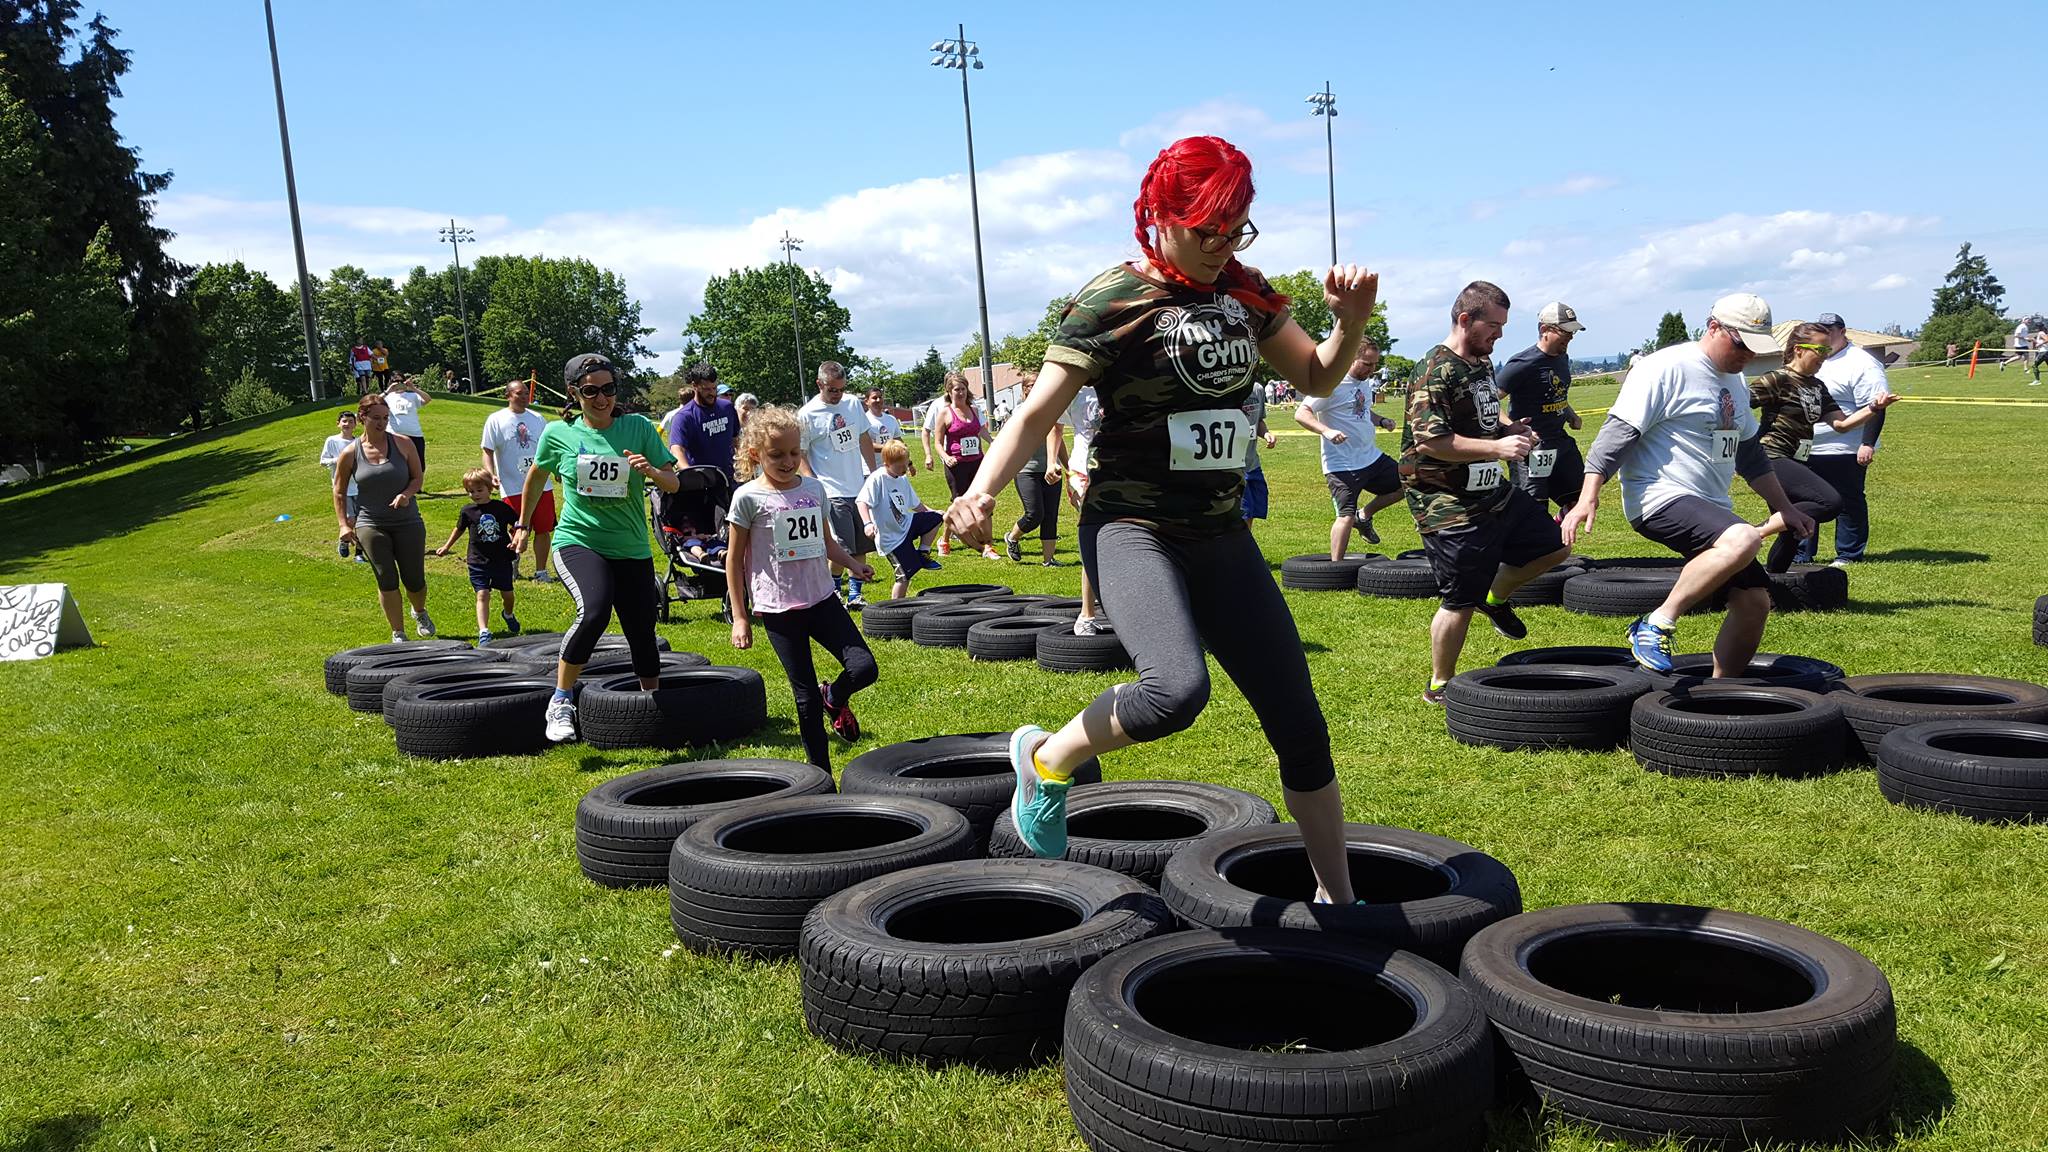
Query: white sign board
[[0, 583, 94, 661]]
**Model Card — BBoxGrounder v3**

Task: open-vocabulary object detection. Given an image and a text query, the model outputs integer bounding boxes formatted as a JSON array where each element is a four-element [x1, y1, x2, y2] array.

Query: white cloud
[[1869, 273, 1911, 290], [1522, 174, 1617, 199]]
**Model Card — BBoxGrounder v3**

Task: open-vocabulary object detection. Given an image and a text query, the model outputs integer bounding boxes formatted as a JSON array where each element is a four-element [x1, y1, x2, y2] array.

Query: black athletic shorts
[[1630, 494, 1769, 591], [1421, 487, 1564, 610], [1324, 454, 1402, 517], [1515, 438, 1584, 510]]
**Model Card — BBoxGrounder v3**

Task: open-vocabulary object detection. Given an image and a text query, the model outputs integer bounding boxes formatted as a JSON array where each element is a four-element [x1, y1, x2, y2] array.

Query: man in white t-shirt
[[481, 380, 556, 581], [1295, 341, 1401, 556], [1563, 292, 1813, 675], [2004, 320, 2029, 370], [1060, 382, 1105, 634], [320, 409, 363, 561], [798, 360, 879, 605], [1794, 313, 1892, 568], [862, 387, 910, 474]]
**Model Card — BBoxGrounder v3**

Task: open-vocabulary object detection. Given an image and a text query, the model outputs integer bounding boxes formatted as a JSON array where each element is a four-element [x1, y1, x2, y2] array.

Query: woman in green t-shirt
[[512, 353, 680, 743]]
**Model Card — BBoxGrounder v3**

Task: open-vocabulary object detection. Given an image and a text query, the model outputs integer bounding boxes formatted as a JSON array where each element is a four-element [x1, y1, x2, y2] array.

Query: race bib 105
[[1465, 460, 1505, 492], [1167, 409, 1249, 472]]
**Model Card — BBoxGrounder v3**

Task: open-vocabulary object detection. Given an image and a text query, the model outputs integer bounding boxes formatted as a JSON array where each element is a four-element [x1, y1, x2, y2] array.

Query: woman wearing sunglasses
[[1747, 322, 1897, 572], [333, 393, 435, 641], [944, 135, 1380, 906], [513, 353, 681, 743]]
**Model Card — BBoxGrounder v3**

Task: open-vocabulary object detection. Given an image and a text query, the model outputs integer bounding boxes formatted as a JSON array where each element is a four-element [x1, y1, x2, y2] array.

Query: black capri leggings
[[555, 544, 662, 675], [1080, 521, 1334, 792], [943, 456, 983, 500], [761, 596, 878, 770], [1013, 471, 1061, 540], [1765, 456, 1843, 571]]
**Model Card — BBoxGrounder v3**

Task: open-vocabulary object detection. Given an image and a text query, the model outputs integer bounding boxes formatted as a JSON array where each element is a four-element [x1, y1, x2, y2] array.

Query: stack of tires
[[1037, 620, 1132, 673], [2036, 594, 2048, 647], [1445, 664, 1655, 751], [1562, 567, 1699, 617], [575, 760, 835, 887], [1876, 719, 2048, 823], [1630, 683, 1846, 777], [1356, 557, 1439, 600], [1279, 553, 1381, 591]]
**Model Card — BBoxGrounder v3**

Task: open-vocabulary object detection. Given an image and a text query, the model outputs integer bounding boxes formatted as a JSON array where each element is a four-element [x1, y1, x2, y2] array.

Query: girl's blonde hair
[[733, 404, 801, 483]]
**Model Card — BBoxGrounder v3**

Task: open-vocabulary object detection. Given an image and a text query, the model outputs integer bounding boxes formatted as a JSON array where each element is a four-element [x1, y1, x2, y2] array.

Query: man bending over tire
[[1562, 293, 1815, 676]]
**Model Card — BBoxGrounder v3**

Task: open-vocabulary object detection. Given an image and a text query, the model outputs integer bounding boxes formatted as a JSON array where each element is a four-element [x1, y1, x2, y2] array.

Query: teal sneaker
[[1007, 725, 1070, 858]]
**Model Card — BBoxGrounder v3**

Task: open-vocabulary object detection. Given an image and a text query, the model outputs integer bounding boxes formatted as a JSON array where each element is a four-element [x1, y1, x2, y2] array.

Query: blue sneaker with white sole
[[1007, 724, 1069, 858], [1626, 615, 1676, 673]]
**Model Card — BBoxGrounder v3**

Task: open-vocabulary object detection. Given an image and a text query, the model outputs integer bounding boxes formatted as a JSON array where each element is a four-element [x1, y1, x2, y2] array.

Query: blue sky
[[108, 0, 2047, 371]]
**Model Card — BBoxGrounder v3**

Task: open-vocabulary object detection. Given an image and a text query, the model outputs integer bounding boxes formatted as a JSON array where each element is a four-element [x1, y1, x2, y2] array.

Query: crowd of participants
[[321, 133, 1928, 887]]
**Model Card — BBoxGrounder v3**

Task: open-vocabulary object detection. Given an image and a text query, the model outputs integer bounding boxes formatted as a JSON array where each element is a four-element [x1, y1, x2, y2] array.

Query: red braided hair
[[1133, 136, 1289, 316]]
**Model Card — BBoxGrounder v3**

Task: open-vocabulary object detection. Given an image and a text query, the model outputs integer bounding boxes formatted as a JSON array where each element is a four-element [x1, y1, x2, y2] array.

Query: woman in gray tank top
[[334, 393, 434, 642]]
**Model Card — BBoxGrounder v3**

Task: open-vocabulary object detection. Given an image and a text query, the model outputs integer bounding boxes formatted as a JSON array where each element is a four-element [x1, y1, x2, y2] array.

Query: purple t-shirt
[[672, 397, 738, 480], [726, 475, 836, 614]]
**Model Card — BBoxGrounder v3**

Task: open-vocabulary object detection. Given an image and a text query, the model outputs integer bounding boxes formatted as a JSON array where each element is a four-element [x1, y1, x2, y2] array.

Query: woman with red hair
[[947, 135, 1379, 904]]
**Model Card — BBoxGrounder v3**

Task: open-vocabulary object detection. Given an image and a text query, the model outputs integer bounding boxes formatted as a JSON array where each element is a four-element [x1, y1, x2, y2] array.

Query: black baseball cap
[[1816, 313, 1847, 330], [564, 352, 619, 387]]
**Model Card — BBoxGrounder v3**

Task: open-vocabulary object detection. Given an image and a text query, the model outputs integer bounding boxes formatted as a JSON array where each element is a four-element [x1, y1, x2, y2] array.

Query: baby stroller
[[651, 465, 733, 623]]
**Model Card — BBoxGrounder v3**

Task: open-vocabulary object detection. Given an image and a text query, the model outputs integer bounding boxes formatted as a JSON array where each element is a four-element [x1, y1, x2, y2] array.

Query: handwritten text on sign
[[0, 584, 93, 661]]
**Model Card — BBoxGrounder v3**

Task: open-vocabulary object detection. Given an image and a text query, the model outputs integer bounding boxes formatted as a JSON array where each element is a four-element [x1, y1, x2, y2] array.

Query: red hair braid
[[1133, 136, 1289, 316]]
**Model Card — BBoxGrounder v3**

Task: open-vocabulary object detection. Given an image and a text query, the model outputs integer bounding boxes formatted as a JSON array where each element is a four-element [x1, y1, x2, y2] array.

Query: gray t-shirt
[[1240, 391, 1267, 471], [1607, 342, 1759, 522]]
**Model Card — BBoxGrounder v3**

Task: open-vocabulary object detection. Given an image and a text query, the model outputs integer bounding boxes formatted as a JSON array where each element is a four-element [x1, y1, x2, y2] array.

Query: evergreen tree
[[1929, 243, 2005, 319]]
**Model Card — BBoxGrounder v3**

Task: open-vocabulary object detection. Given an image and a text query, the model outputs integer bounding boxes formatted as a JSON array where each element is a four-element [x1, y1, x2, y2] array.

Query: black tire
[[839, 732, 1102, 849], [1280, 553, 1384, 591], [1396, 548, 1427, 560], [797, 858, 1174, 1070], [1037, 620, 1135, 673], [578, 649, 711, 679], [1505, 564, 1584, 607], [1562, 568, 1696, 617], [1876, 720, 2048, 823], [1584, 555, 1688, 570], [322, 639, 468, 694], [500, 633, 672, 667], [860, 597, 943, 640], [1459, 902, 1896, 1144], [914, 582, 1012, 603], [343, 648, 508, 713], [1355, 557, 1440, 599], [2035, 595, 2048, 647], [1064, 929, 1494, 1152], [986, 781, 1278, 887], [667, 795, 975, 957], [577, 666, 768, 750], [381, 663, 541, 724], [1159, 823, 1522, 969], [911, 603, 1020, 648], [966, 614, 1071, 661], [484, 630, 564, 653], [1444, 665, 1655, 751], [1769, 564, 1850, 612], [574, 759, 834, 889], [971, 594, 1084, 617], [1497, 645, 1639, 670], [1836, 673, 2048, 760], [387, 677, 558, 759], [1663, 651, 1845, 694], [1629, 685, 1845, 778]]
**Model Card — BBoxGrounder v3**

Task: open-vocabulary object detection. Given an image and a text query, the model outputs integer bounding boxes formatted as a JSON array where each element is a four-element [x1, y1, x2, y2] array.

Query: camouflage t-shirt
[[1044, 263, 1289, 534], [1401, 343, 1511, 534], [1746, 369, 1842, 461]]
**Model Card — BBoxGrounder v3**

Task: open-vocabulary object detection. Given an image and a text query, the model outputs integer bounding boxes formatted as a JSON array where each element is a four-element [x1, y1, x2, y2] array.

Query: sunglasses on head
[[577, 381, 618, 398]]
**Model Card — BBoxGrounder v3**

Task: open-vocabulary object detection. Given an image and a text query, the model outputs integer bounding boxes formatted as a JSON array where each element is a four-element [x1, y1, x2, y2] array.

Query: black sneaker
[[1005, 535, 1023, 563], [1475, 599, 1528, 640], [1361, 518, 1381, 545]]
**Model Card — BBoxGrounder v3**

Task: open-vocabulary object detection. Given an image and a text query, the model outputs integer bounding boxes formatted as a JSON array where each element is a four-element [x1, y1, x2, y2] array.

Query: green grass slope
[[2, 375, 2046, 1150]]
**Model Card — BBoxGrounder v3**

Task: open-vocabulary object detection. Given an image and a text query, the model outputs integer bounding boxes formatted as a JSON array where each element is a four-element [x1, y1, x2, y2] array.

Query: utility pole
[[1307, 82, 1338, 266], [263, 0, 322, 399], [438, 220, 478, 392], [779, 231, 806, 393], [930, 26, 995, 402]]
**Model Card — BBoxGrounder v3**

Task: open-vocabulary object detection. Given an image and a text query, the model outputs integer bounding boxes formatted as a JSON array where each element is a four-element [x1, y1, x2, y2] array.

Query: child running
[[433, 468, 522, 645], [858, 440, 946, 600], [727, 406, 880, 770]]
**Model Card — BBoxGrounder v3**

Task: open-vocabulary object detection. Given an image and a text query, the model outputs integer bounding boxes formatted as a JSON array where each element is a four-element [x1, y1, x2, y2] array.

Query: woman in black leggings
[[1748, 322, 1897, 572], [947, 135, 1381, 903]]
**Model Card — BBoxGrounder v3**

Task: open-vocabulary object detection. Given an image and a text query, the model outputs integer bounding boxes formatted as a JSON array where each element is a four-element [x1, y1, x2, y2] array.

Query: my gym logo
[[1157, 296, 1258, 397]]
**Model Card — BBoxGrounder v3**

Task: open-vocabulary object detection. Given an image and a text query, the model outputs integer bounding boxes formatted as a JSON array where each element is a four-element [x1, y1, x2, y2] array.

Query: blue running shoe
[[1007, 725, 1069, 858], [1626, 615, 1675, 673], [919, 552, 944, 572]]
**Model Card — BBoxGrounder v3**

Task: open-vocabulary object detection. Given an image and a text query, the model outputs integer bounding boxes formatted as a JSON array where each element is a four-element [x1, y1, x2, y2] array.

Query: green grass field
[[4, 370, 2047, 1151]]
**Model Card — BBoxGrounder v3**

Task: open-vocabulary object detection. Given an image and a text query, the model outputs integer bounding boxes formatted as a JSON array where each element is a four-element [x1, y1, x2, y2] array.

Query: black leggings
[[762, 596, 878, 770], [943, 456, 983, 499], [1080, 521, 1334, 792], [555, 545, 661, 675], [1765, 456, 1843, 571], [1012, 472, 1061, 540]]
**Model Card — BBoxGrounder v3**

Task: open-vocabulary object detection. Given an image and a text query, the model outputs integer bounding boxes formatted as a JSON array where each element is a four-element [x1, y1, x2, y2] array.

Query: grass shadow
[[572, 719, 803, 773], [1300, 639, 1330, 654], [1844, 598, 1990, 615], [1861, 548, 1991, 564], [0, 446, 289, 575], [0, 1112, 102, 1152]]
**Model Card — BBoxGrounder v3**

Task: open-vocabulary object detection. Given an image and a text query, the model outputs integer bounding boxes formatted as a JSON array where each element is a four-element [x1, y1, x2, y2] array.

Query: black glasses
[[1192, 221, 1258, 254], [578, 381, 618, 398]]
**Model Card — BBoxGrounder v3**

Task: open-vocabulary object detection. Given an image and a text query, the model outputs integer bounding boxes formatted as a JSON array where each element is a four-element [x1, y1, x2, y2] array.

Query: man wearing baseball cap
[[1496, 301, 1588, 514], [1561, 293, 1815, 674], [1794, 312, 1891, 568]]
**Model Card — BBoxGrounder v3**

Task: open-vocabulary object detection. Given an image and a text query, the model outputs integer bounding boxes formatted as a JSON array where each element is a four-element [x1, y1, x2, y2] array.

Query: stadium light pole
[[438, 220, 479, 392], [929, 26, 995, 403], [1307, 81, 1338, 266], [263, 0, 322, 399], [779, 231, 806, 393]]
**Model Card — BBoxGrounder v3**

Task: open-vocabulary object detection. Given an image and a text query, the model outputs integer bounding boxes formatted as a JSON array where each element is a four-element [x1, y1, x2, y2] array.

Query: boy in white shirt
[[319, 410, 363, 560], [857, 441, 945, 600]]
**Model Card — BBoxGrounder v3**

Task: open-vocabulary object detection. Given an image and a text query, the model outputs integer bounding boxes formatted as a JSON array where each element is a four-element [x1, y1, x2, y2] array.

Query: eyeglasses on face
[[1792, 343, 1829, 353], [1190, 220, 1258, 254], [578, 381, 618, 398]]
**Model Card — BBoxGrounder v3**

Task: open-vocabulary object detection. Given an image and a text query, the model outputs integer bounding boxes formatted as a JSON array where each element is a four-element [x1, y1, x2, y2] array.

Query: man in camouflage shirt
[[1402, 281, 1570, 703]]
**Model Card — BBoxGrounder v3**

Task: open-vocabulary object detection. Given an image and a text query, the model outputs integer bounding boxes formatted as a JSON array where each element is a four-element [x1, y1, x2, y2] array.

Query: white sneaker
[[412, 610, 436, 637], [1828, 559, 1853, 570], [390, 630, 406, 644], [1073, 616, 1100, 637], [544, 697, 577, 742]]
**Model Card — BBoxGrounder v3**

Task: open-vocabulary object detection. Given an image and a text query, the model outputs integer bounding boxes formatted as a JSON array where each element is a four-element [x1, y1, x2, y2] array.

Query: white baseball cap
[[1537, 302, 1585, 332], [1709, 292, 1780, 354]]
